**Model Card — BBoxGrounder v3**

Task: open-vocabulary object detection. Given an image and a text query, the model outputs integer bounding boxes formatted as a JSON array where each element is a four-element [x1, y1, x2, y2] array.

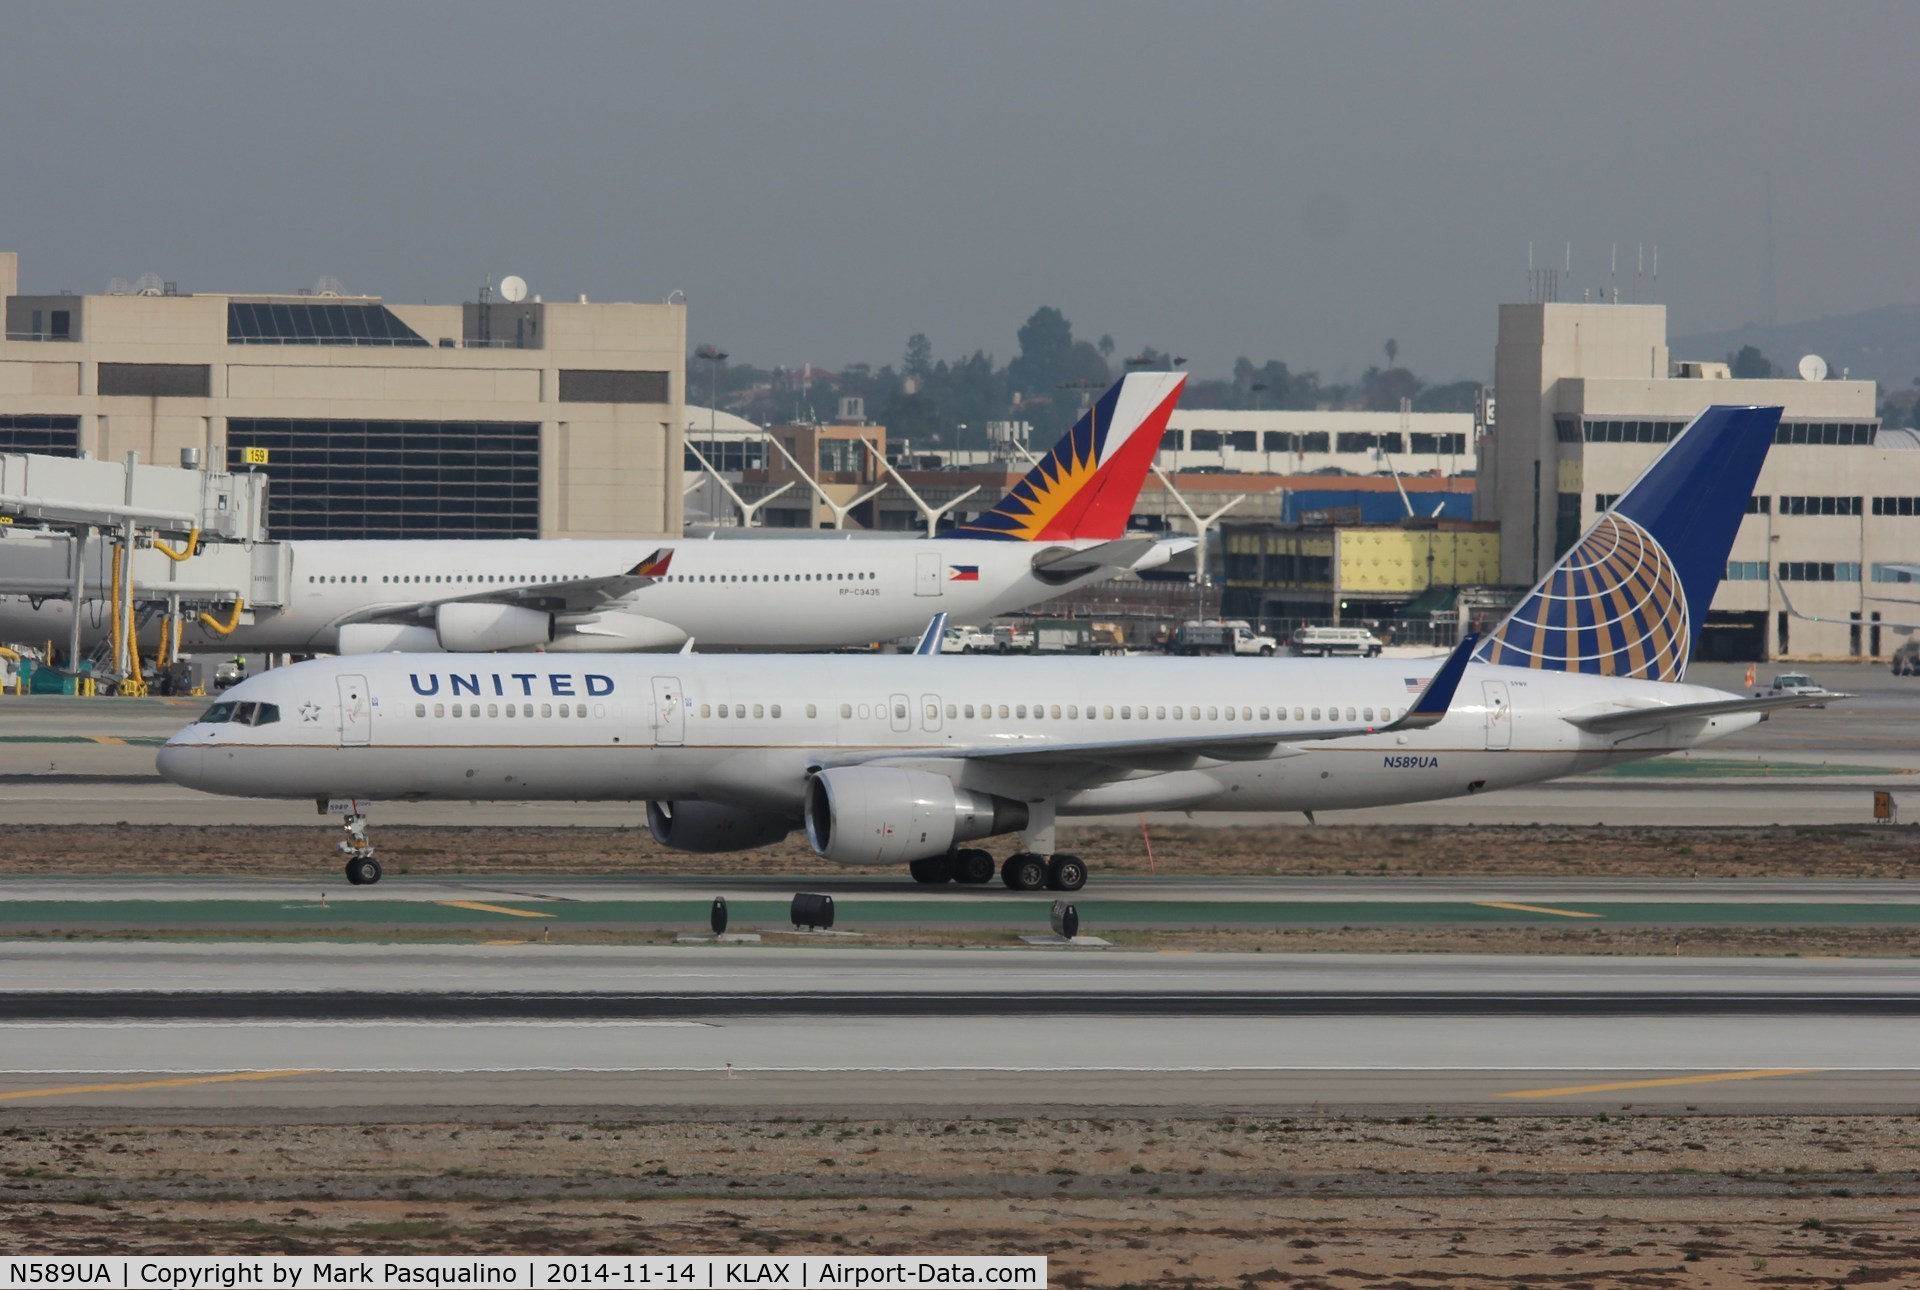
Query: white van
[[1290, 625, 1384, 657]]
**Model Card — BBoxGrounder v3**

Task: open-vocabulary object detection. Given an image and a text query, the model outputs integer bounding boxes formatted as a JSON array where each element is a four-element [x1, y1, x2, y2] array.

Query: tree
[[1008, 306, 1076, 398], [1361, 366, 1421, 412], [1384, 338, 1399, 367], [1727, 344, 1774, 380], [1097, 334, 1115, 361], [903, 333, 933, 382]]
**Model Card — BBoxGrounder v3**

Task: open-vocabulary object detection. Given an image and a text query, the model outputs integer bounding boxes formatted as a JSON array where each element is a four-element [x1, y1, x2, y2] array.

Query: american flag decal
[[1404, 677, 1430, 693]]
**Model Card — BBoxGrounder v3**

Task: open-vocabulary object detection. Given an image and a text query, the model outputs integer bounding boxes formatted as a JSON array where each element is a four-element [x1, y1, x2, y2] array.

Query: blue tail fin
[[1474, 404, 1782, 681]]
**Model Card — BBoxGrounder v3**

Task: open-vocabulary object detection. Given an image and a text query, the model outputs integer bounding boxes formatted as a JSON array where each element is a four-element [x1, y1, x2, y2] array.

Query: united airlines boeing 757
[[159, 405, 1827, 890], [1, 372, 1189, 655]]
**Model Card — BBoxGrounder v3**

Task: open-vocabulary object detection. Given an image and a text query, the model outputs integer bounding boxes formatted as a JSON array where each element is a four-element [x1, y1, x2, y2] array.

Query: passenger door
[[652, 676, 685, 746], [1482, 680, 1512, 750], [915, 551, 942, 597], [337, 674, 370, 746]]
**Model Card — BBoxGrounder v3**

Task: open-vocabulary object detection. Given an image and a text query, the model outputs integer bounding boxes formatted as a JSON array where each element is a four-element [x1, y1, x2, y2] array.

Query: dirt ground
[[7, 821, 1920, 879], [3, 1112, 1917, 1286]]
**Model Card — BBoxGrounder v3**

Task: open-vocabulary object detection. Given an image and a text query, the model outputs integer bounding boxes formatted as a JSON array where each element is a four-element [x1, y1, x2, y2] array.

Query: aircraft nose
[[155, 742, 204, 788]]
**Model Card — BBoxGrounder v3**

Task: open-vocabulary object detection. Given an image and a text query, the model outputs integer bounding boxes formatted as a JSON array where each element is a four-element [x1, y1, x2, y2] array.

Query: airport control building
[[0, 253, 686, 540], [1480, 301, 1905, 662]]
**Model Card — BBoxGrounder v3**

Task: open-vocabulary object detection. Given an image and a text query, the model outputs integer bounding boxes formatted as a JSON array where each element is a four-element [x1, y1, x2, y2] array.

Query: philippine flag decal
[[948, 565, 980, 582]]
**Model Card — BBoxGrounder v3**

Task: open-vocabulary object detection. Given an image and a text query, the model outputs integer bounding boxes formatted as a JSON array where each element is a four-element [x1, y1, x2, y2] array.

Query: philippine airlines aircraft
[[1, 372, 1189, 655], [160, 405, 1824, 891]]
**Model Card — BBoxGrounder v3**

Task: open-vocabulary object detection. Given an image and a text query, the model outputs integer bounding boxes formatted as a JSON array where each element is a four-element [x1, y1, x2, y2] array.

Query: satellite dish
[[499, 275, 528, 303], [313, 274, 346, 298], [1798, 354, 1828, 382]]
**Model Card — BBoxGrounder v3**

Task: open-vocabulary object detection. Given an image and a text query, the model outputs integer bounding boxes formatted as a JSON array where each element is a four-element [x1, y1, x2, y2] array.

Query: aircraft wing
[[333, 550, 670, 627], [1777, 579, 1920, 630], [1563, 690, 1846, 734], [820, 633, 1476, 773]]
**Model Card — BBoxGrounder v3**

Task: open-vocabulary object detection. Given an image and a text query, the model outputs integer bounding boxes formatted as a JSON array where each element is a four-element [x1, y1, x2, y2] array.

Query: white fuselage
[[0, 535, 1139, 654], [159, 652, 1763, 843]]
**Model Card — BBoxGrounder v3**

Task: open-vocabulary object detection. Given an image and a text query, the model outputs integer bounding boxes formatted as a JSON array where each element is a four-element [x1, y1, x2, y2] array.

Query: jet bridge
[[0, 450, 284, 691]]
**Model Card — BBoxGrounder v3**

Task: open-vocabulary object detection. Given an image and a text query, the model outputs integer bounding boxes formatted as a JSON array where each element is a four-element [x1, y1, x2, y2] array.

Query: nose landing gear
[[338, 813, 382, 885]]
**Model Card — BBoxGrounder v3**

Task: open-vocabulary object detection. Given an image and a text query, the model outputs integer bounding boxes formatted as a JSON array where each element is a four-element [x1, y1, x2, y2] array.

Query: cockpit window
[[201, 702, 236, 723], [233, 702, 257, 725], [252, 703, 280, 726]]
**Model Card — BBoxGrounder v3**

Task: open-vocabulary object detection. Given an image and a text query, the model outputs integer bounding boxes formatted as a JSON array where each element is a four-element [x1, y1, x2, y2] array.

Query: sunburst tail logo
[[952, 372, 1187, 542], [1474, 404, 1782, 682]]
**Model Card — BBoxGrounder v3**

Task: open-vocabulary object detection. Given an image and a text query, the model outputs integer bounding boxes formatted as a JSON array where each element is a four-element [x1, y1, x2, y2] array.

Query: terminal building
[[0, 252, 686, 540], [1479, 301, 1902, 661]]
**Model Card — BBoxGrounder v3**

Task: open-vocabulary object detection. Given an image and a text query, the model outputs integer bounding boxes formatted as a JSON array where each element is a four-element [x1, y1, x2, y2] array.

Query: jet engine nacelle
[[544, 611, 689, 653], [434, 602, 554, 652], [646, 800, 794, 853], [804, 766, 1028, 866], [335, 623, 443, 654]]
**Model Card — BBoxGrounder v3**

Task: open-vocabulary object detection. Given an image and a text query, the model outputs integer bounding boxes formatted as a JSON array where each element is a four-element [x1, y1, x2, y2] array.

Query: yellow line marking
[[1476, 901, 1603, 919], [1498, 1068, 1825, 1099], [85, 735, 127, 745], [0, 1069, 325, 1103], [437, 899, 548, 918], [482, 939, 526, 946]]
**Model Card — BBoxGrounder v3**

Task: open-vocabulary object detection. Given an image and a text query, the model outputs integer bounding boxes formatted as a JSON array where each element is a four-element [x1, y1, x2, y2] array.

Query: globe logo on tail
[[1474, 513, 1690, 682]]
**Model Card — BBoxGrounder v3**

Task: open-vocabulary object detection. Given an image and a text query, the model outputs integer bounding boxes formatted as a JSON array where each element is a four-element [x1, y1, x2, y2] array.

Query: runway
[[1, 947, 1915, 1113]]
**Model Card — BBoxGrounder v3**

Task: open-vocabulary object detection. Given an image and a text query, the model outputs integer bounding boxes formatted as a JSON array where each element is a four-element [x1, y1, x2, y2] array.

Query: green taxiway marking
[[1581, 757, 1913, 779], [2, 899, 1918, 929]]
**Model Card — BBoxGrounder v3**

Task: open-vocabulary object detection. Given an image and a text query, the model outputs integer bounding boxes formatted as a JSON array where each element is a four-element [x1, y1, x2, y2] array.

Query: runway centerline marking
[[436, 900, 548, 918], [1477, 901, 1603, 919], [0, 1069, 326, 1102], [1498, 1068, 1825, 1098]]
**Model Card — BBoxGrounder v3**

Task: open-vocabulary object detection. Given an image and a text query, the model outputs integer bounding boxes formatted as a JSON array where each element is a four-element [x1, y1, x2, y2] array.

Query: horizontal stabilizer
[[1565, 690, 1846, 734], [1029, 536, 1164, 581]]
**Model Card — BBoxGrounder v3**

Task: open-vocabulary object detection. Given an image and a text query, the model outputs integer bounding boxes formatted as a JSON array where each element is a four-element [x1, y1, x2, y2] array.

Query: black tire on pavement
[[1001, 854, 1048, 891], [1046, 854, 1088, 892]]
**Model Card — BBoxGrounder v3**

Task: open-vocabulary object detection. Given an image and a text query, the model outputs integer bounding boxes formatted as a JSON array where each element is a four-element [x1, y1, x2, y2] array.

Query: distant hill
[[1672, 304, 1920, 389]]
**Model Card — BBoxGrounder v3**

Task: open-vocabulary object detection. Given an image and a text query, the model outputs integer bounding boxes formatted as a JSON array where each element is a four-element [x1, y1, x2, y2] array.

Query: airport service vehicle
[[941, 625, 996, 654], [1756, 673, 1831, 708], [1893, 641, 1920, 677], [1291, 625, 1384, 657], [159, 406, 1832, 892], [0, 373, 1189, 657], [990, 624, 1035, 653], [1171, 619, 1277, 656]]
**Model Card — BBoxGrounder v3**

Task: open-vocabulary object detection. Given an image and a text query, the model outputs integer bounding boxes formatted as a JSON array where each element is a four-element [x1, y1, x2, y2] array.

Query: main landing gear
[[338, 813, 383, 886], [906, 849, 1086, 892]]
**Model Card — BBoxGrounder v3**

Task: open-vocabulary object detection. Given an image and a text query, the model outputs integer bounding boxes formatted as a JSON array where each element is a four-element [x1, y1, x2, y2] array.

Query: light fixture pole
[[695, 344, 729, 523]]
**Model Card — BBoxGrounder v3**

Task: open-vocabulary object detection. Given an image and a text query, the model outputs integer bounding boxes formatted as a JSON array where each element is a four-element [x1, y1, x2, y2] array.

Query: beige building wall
[[1484, 300, 1901, 660], [0, 257, 685, 539]]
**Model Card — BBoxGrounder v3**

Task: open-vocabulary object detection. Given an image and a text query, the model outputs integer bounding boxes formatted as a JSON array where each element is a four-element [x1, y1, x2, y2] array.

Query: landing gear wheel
[[1046, 854, 1087, 892], [953, 849, 996, 885], [910, 855, 956, 884], [1001, 853, 1048, 891], [344, 856, 382, 886]]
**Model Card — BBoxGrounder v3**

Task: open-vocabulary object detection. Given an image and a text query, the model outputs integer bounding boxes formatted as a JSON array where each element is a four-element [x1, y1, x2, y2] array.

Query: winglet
[[1387, 632, 1477, 732], [914, 613, 949, 657], [630, 548, 675, 578]]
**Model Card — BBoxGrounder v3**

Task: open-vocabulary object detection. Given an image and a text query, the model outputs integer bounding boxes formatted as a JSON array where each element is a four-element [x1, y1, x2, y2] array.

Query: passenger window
[[415, 703, 426, 718], [1067, 705, 1078, 719], [699, 704, 711, 718], [488, 704, 499, 718], [1050, 705, 1062, 719], [1155, 706, 1167, 720], [998, 705, 1009, 719], [1364, 707, 1374, 722], [1103, 706, 1114, 719], [434, 703, 445, 717], [1294, 707, 1305, 721], [858, 704, 870, 719], [841, 703, 852, 719], [541, 703, 552, 717], [894, 703, 907, 721], [451, 704, 462, 719], [770, 704, 781, 719], [1120, 706, 1132, 719], [1015, 704, 1027, 719], [963, 704, 975, 718], [806, 704, 816, 718], [576, 704, 587, 718], [754, 704, 765, 719], [1243, 708, 1253, 721], [945, 704, 956, 719], [558, 705, 569, 719], [1311, 707, 1322, 720], [1346, 707, 1357, 721], [1171, 706, 1182, 721]]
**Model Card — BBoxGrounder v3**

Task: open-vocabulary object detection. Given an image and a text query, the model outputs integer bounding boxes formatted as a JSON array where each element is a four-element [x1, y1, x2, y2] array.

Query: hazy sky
[[3, 3, 1915, 383]]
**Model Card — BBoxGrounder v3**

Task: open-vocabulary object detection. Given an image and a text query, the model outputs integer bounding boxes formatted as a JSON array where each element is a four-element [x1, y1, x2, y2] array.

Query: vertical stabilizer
[[952, 371, 1186, 542], [1473, 404, 1781, 681]]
